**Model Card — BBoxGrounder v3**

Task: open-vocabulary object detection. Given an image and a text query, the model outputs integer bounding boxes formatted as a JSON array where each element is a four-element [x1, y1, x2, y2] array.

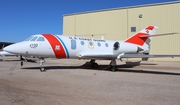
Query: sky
[[0, 0, 177, 42]]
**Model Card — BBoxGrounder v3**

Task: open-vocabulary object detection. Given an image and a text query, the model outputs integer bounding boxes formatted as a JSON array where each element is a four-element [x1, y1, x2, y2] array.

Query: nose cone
[[3, 43, 22, 54], [3, 44, 16, 53]]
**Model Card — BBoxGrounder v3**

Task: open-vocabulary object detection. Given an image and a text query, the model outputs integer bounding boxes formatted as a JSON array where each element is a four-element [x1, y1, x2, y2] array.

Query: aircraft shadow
[[0, 59, 21, 62], [21, 63, 180, 76], [0, 59, 36, 63], [21, 62, 139, 70], [117, 69, 180, 75]]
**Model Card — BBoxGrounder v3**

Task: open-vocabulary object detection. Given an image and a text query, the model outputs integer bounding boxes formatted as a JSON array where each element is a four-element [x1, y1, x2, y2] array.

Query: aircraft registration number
[[30, 44, 38, 48]]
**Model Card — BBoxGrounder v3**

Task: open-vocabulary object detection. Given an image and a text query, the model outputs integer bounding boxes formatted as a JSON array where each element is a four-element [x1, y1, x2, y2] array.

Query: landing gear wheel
[[109, 59, 117, 72], [39, 57, 45, 72], [21, 61, 23, 66], [20, 56, 23, 66], [92, 63, 99, 69], [112, 66, 117, 72], [40, 67, 45, 72], [109, 66, 117, 72], [89, 59, 99, 69]]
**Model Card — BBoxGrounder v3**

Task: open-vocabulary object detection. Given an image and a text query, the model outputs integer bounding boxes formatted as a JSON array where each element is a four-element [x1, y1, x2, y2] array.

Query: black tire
[[40, 67, 45, 72], [21, 61, 23, 66], [110, 66, 117, 72], [112, 66, 117, 72], [92, 63, 99, 69]]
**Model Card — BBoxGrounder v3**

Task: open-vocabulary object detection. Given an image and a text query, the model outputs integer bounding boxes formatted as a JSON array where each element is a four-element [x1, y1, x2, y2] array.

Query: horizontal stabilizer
[[139, 32, 180, 38]]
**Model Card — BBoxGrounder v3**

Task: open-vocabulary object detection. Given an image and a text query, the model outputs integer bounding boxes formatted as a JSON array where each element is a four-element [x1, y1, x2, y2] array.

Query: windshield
[[24, 35, 45, 41], [24, 36, 33, 41], [30, 36, 38, 41], [37, 37, 45, 41]]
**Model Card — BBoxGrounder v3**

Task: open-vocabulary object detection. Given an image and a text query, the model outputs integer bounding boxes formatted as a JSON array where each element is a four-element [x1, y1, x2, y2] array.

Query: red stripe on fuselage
[[42, 34, 66, 58]]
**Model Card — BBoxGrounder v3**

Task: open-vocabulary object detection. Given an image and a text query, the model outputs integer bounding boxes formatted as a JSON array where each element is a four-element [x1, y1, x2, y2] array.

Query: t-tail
[[125, 25, 158, 47]]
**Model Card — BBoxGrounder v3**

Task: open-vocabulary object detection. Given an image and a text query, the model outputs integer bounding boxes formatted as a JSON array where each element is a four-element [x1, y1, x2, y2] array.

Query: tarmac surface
[[0, 57, 180, 105]]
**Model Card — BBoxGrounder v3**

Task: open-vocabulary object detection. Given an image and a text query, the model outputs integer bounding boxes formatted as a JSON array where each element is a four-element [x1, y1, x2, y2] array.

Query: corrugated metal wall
[[63, 2, 180, 61], [63, 9, 128, 40]]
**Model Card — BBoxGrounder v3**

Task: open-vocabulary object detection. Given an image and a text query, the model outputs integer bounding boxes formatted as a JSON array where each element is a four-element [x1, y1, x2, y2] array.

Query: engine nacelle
[[113, 42, 140, 53]]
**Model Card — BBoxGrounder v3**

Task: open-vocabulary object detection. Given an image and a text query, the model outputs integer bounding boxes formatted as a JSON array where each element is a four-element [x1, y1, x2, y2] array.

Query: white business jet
[[3, 25, 180, 71]]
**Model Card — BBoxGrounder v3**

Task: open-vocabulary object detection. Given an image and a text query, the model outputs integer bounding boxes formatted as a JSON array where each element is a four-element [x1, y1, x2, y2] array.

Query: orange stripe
[[42, 34, 66, 58]]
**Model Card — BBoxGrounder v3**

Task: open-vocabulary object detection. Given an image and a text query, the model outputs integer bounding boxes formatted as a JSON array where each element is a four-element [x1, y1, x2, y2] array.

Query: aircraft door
[[71, 40, 76, 50]]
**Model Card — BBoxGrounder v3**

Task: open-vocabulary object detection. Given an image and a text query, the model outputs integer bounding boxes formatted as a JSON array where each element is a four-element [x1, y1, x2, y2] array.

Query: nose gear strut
[[40, 57, 45, 72]]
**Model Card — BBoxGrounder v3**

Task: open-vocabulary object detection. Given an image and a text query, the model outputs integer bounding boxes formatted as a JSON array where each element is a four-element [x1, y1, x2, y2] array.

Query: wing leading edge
[[77, 53, 180, 60]]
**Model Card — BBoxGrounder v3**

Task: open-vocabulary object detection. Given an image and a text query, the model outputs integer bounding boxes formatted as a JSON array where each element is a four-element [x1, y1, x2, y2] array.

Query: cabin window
[[89, 42, 93, 46], [88, 41, 94, 48], [37, 37, 45, 41], [71, 40, 76, 49], [30, 36, 38, 41], [81, 41, 84, 45], [97, 42, 101, 47], [105, 43, 109, 47]]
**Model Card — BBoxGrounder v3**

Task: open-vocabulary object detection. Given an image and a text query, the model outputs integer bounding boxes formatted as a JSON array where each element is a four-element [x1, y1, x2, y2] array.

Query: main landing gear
[[109, 59, 117, 72], [40, 57, 45, 72], [89, 59, 117, 72], [90, 59, 99, 69]]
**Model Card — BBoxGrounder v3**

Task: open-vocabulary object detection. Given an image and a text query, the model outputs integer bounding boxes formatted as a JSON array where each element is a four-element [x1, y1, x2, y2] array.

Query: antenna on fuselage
[[101, 36, 104, 40]]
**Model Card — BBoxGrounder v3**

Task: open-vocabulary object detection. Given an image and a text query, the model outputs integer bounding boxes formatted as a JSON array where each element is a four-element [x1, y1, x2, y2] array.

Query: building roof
[[63, 1, 180, 16]]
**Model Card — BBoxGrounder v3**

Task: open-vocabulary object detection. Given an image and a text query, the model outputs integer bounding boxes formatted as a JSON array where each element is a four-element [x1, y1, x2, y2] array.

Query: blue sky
[[0, 0, 176, 42]]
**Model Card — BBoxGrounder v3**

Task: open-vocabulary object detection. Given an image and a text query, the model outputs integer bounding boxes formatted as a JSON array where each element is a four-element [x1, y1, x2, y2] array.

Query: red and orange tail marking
[[125, 26, 156, 46]]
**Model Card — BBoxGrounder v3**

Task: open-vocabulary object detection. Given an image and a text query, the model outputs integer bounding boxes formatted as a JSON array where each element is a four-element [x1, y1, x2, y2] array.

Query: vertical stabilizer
[[125, 25, 158, 46]]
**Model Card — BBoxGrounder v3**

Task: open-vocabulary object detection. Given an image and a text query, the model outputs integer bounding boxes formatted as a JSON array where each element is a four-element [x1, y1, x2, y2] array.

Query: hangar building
[[63, 1, 180, 61]]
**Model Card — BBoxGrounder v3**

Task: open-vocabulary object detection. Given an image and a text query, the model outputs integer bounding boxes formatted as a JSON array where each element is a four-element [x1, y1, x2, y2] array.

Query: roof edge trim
[[63, 1, 180, 16]]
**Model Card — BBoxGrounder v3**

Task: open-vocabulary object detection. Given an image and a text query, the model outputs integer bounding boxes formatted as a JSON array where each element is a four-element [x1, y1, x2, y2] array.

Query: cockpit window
[[37, 37, 45, 41], [24, 36, 33, 41], [30, 36, 38, 41]]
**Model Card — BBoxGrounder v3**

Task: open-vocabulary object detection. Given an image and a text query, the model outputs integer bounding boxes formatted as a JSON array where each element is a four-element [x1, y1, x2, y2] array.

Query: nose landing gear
[[40, 57, 45, 72], [20, 56, 23, 66]]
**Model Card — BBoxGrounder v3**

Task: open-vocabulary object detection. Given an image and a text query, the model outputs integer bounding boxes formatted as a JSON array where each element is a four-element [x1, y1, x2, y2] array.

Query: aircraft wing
[[120, 54, 180, 58], [0, 51, 17, 57], [77, 53, 116, 59], [77, 53, 180, 60]]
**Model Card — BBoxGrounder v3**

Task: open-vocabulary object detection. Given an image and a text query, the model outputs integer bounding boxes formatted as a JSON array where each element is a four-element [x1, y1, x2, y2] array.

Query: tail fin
[[125, 25, 158, 46]]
